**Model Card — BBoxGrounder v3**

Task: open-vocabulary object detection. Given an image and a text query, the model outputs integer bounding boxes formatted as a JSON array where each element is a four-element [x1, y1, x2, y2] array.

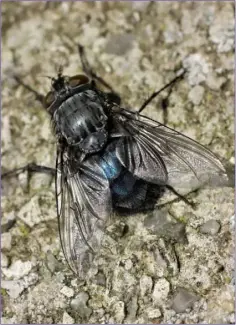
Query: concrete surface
[[1, 1, 234, 324]]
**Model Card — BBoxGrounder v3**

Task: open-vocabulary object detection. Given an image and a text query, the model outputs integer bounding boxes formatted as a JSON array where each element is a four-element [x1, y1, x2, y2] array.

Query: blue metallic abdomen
[[99, 142, 147, 208]]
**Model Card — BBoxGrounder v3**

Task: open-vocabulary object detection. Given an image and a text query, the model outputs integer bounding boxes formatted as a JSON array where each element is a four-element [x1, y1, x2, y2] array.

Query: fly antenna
[[39, 75, 53, 80], [54, 59, 64, 78], [58, 65, 63, 77]]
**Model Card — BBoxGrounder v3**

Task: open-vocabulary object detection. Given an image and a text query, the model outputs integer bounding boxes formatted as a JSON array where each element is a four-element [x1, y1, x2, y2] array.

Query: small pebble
[[183, 54, 209, 86], [1, 233, 12, 251], [206, 73, 226, 90], [2, 280, 24, 299], [146, 307, 162, 319], [70, 278, 78, 287], [62, 311, 75, 324], [144, 211, 187, 243], [1, 212, 16, 232], [144, 209, 169, 231], [71, 292, 92, 319], [111, 301, 125, 323], [152, 278, 170, 305], [124, 259, 133, 271], [46, 251, 60, 273], [188, 85, 205, 105], [126, 295, 138, 323], [1, 317, 16, 324], [94, 271, 106, 287], [164, 21, 183, 44], [2, 260, 33, 280], [105, 33, 134, 55], [200, 220, 221, 235], [209, 11, 234, 53], [30, 173, 52, 191], [60, 286, 74, 298], [140, 275, 153, 297], [230, 215, 234, 229], [1, 253, 9, 268], [172, 288, 200, 313], [1, 273, 38, 299]]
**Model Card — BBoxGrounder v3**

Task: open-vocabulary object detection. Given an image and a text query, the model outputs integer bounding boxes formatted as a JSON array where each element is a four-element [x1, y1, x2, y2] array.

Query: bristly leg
[[14, 76, 45, 106], [166, 185, 196, 208], [161, 86, 173, 125], [78, 44, 121, 105], [138, 69, 186, 116], [2, 163, 55, 178], [2, 163, 55, 192], [10, 49, 44, 105], [156, 185, 197, 210]]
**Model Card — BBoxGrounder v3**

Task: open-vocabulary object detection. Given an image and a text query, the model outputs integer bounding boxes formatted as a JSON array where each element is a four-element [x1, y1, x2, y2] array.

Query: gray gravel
[[70, 292, 92, 320], [2, 1, 234, 324], [172, 287, 200, 313], [200, 219, 221, 236]]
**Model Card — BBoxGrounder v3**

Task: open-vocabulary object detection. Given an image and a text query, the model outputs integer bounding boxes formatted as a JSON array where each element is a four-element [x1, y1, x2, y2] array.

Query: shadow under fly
[[2, 45, 231, 277]]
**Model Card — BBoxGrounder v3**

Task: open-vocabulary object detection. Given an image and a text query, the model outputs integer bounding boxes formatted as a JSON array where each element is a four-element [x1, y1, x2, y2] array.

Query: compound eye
[[44, 91, 55, 109], [68, 74, 89, 87]]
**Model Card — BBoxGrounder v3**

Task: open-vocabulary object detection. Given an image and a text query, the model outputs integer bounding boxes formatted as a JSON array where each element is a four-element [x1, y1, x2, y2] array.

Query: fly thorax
[[53, 90, 108, 153]]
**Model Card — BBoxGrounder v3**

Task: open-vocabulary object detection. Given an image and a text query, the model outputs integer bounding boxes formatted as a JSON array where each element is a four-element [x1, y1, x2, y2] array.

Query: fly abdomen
[[99, 145, 147, 208], [100, 150, 122, 181], [111, 170, 137, 197]]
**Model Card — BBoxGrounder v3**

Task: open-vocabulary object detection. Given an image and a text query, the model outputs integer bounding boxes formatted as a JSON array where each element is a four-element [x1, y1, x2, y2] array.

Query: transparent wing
[[113, 108, 230, 191], [56, 148, 111, 276]]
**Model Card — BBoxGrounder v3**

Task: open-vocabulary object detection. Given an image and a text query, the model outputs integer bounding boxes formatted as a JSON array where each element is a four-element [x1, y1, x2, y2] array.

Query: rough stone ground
[[1, 1, 234, 324]]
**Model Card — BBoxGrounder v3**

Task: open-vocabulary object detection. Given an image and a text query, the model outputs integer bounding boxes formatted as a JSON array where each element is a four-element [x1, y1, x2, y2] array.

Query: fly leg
[[2, 163, 55, 178], [159, 185, 197, 209], [78, 44, 121, 105], [2, 163, 55, 192], [14, 76, 44, 106], [160, 86, 173, 126], [138, 69, 186, 123], [10, 48, 44, 106]]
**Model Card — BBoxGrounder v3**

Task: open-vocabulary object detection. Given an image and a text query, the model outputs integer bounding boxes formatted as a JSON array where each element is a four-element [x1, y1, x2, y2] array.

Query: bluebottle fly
[[2, 45, 230, 276]]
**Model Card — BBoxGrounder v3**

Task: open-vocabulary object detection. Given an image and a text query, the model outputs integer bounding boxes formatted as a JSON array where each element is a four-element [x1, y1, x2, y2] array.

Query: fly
[[2, 45, 231, 277]]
